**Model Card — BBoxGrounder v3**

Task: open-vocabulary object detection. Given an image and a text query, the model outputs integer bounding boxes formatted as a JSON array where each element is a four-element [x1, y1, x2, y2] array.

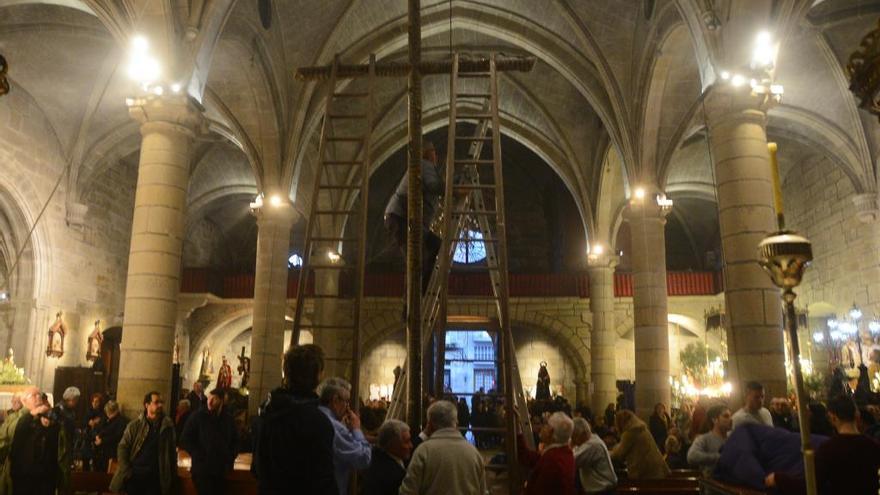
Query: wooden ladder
[[290, 54, 376, 408], [386, 53, 533, 494]]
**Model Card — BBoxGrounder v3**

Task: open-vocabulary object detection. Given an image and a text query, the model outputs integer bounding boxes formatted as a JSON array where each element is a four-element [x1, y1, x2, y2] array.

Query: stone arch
[[283, 4, 628, 192]]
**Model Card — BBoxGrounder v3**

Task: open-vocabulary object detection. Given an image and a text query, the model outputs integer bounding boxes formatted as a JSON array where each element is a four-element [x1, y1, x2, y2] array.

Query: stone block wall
[[0, 87, 136, 391], [784, 155, 876, 316]]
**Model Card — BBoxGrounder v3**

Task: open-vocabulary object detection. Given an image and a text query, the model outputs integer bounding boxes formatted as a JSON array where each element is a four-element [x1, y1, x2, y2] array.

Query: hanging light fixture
[[847, 18, 880, 122]]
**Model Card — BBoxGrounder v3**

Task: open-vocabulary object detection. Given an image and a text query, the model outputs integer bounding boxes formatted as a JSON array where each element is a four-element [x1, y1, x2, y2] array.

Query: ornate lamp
[[757, 143, 817, 495], [848, 18, 880, 121]]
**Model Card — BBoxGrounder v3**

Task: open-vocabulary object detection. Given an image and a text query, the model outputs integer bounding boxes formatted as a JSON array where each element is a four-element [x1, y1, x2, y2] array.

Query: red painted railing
[[181, 268, 722, 299]]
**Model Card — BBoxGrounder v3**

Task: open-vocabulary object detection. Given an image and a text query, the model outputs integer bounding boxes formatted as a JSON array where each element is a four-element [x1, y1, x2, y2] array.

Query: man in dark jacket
[[109, 391, 176, 495], [187, 381, 207, 413], [362, 419, 412, 495], [94, 400, 127, 472], [0, 386, 70, 495], [255, 344, 337, 495], [181, 388, 237, 494]]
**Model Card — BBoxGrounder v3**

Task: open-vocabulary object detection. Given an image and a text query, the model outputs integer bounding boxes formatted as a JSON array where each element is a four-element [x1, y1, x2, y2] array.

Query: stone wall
[[0, 86, 135, 391], [783, 155, 876, 316]]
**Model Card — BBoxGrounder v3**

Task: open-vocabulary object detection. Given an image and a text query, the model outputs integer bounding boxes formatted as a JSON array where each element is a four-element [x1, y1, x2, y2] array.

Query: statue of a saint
[[217, 355, 232, 389], [237, 346, 251, 389], [46, 311, 67, 358], [86, 320, 103, 362], [536, 361, 551, 401], [198, 348, 211, 382]]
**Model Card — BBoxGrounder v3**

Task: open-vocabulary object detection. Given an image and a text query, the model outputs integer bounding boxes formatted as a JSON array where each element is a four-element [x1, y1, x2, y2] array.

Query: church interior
[[2, 0, 880, 493]]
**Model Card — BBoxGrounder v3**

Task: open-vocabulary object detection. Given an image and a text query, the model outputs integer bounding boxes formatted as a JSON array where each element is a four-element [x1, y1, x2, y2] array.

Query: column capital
[[852, 193, 879, 223], [587, 253, 619, 270], [624, 195, 671, 223], [252, 200, 298, 227], [127, 94, 206, 137], [703, 83, 770, 129]]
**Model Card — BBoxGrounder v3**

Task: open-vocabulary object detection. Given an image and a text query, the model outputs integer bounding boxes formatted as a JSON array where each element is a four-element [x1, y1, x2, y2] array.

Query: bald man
[[0, 386, 70, 494]]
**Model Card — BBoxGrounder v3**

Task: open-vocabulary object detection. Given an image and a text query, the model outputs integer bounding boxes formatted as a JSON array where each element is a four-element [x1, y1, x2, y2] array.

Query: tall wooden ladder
[[386, 53, 534, 495], [291, 55, 376, 408]]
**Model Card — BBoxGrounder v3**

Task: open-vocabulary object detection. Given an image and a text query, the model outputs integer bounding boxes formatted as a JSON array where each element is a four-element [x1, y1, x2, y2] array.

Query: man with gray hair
[[571, 417, 617, 495], [399, 400, 486, 495], [362, 419, 412, 495], [517, 411, 576, 494], [317, 377, 371, 495], [54, 386, 81, 453]]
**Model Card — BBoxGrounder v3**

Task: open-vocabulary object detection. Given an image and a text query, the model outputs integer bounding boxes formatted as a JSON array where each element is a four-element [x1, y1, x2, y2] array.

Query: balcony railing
[[181, 268, 723, 299]]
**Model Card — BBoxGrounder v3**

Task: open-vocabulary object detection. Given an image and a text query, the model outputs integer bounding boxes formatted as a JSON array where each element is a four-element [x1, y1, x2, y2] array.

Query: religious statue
[[173, 336, 180, 365], [237, 346, 251, 390], [198, 348, 212, 383], [535, 361, 551, 401], [217, 355, 232, 389], [46, 311, 67, 358], [86, 320, 103, 362]]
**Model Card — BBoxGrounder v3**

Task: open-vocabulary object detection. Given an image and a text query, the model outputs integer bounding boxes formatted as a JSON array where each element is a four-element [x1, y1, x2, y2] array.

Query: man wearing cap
[[383, 140, 444, 294]]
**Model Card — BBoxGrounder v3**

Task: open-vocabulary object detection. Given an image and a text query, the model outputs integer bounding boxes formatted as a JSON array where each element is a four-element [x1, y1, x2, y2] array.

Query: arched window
[[288, 253, 303, 268], [453, 229, 486, 264]]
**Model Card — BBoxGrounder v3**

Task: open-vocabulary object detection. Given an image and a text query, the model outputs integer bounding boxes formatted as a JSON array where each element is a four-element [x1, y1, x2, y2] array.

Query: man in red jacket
[[517, 411, 576, 495]]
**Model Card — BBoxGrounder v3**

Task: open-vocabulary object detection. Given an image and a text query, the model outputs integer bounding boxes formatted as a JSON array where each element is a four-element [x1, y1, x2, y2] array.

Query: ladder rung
[[454, 184, 495, 190], [458, 113, 492, 119], [459, 73, 490, 78], [326, 137, 364, 142], [457, 93, 491, 98], [333, 92, 368, 98], [320, 185, 362, 190], [455, 136, 492, 141], [323, 160, 363, 165], [454, 237, 499, 242], [454, 160, 494, 165], [329, 114, 367, 119], [452, 210, 498, 215]]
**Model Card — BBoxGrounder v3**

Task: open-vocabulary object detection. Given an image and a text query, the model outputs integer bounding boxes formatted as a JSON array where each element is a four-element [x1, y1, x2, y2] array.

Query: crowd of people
[[0, 347, 877, 494]]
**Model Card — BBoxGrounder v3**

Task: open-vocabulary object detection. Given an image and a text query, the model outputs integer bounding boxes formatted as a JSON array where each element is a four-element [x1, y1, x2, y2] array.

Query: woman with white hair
[[517, 411, 576, 495]]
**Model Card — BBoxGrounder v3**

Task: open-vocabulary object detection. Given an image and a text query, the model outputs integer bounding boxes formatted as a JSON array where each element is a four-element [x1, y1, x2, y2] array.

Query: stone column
[[705, 87, 786, 401], [588, 254, 618, 415], [625, 192, 671, 419], [248, 201, 296, 414], [117, 95, 203, 410]]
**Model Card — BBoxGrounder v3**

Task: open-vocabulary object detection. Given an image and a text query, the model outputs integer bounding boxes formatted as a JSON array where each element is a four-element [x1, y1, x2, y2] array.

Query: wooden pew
[[699, 478, 767, 495]]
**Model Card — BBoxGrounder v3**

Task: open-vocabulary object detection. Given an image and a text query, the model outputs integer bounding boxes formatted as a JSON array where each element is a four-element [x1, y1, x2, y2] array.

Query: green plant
[[679, 342, 720, 385], [0, 359, 28, 385]]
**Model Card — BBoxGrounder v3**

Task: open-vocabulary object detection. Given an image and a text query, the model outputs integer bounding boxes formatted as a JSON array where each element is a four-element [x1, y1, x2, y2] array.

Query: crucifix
[[295, 0, 533, 430]]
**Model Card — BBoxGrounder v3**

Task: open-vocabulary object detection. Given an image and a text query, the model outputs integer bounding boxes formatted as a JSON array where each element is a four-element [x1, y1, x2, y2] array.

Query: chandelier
[[848, 18, 880, 121]]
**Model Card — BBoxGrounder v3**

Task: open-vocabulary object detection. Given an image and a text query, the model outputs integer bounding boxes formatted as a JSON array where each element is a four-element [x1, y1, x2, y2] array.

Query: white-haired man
[[362, 419, 413, 495], [318, 377, 371, 495], [399, 400, 486, 495], [517, 411, 575, 495], [54, 386, 80, 453], [0, 386, 69, 495], [571, 417, 617, 495]]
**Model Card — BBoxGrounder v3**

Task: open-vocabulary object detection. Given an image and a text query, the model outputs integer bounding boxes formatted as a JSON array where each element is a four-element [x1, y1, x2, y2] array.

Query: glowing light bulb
[[634, 187, 646, 200], [751, 31, 777, 69], [269, 195, 282, 207], [730, 74, 746, 87]]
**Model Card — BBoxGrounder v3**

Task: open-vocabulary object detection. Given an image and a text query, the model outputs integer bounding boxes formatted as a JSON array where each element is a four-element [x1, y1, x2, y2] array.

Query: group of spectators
[[0, 385, 127, 494], [1, 348, 877, 495]]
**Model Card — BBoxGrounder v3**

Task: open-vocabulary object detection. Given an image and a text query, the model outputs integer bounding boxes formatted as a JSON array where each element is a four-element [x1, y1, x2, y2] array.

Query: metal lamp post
[[758, 143, 817, 495]]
